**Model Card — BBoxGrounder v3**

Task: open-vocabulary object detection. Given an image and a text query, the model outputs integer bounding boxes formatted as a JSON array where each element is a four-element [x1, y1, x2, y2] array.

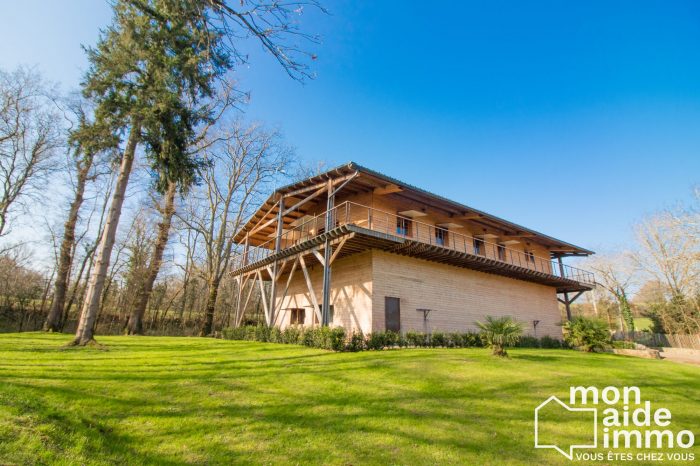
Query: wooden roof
[[234, 162, 594, 257]]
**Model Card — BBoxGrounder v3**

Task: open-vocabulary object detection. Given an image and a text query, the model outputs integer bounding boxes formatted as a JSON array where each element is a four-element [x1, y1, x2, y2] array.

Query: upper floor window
[[525, 251, 536, 264], [497, 244, 507, 261], [473, 238, 484, 255], [435, 228, 447, 246], [397, 217, 412, 236]]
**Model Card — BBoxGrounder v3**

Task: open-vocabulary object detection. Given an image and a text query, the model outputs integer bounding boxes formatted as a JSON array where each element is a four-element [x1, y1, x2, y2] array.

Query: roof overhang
[[233, 162, 594, 257]]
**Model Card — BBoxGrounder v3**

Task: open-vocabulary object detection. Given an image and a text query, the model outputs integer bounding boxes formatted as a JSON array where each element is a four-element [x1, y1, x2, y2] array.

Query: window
[[290, 308, 306, 325], [435, 228, 447, 246], [473, 238, 484, 255], [497, 244, 507, 261], [396, 217, 412, 236], [525, 251, 536, 264], [317, 305, 335, 323]]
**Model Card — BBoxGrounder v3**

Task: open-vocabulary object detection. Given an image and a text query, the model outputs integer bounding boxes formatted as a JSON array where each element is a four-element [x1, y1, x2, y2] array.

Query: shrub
[[539, 335, 562, 349], [405, 331, 427, 347], [365, 332, 385, 350], [328, 327, 346, 351], [346, 331, 366, 352], [431, 331, 446, 347], [448, 333, 464, 348], [282, 326, 303, 345], [562, 317, 611, 352], [462, 332, 482, 347], [517, 335, 540, 348], [476, 315, 524, 357], [383, 330, 400, 348], [612, 340, 636, 349]]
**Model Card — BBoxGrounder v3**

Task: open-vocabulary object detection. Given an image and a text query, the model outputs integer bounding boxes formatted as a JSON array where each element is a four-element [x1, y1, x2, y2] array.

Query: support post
[[233, 275, 243, 328], [558, 256, 572, 321], [269, 196, 285, 326], [243, 234, 250, 266], [321, 178, 334, 326]]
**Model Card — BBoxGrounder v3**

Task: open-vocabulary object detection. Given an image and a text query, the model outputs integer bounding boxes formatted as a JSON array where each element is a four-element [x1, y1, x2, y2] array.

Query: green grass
[[0, 333, 698, 465], [635, 317, 654, 331]]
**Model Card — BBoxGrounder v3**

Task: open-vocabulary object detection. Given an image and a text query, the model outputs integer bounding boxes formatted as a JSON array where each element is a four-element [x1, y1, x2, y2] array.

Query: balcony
[[232, 201, 595, 293]]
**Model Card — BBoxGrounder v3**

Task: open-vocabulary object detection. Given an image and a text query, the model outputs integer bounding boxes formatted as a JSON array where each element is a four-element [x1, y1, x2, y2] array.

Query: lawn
[[0, 333, 698, 465]]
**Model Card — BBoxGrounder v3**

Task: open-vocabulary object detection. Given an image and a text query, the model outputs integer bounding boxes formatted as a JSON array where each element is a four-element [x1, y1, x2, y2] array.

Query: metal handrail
[[232, 201, 596, 285]]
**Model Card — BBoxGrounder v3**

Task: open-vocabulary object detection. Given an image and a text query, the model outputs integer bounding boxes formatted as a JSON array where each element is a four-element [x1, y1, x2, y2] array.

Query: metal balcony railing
[[234, 201, 596, 286]]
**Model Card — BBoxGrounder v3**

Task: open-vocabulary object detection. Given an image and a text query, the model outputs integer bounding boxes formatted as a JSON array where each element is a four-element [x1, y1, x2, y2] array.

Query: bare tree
[[0, 67, 61, 240], [632, 210, 700, 333], [44, 99, 112, 331], [587, 253, 637, 335], [178, 122, 292, 335], [126, 182, 177, 334]]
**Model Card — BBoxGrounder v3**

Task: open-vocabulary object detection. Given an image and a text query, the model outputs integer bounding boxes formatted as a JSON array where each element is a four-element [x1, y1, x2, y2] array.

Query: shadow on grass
[[1, 336, 699, 465]]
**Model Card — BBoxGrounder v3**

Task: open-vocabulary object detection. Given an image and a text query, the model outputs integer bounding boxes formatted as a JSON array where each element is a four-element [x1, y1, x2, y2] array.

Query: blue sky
[[1, 0, 699, 254]]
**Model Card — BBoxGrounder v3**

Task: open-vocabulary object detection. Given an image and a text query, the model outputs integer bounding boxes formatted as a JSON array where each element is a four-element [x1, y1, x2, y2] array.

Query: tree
[[125, 182, 177, 334], [587, 254, 637, 336], [632, 210, 700, 334], [0, 67, 61, 241], [71, 0, 322, 345], [44, 100, 114, 332], [178, 122, 292, 336], [70, 0, 230, 345]]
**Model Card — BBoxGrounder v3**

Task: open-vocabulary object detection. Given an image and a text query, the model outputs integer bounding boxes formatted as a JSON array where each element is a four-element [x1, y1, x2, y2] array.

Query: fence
[[613, 331, 700, 349]]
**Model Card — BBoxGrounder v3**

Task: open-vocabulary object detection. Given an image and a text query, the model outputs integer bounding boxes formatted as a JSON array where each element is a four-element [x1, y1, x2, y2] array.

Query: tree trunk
[[201, 278, 220, 336], [126, 181, 177, 335], [44, 154, 93, 332], [71, 123, 140, 346]]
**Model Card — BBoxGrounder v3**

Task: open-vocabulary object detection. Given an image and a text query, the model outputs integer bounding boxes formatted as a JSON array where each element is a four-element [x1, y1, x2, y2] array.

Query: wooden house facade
[[229, 163, 595, 338]]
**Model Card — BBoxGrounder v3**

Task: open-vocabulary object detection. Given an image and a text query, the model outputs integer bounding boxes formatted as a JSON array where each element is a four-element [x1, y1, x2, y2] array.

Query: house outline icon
[[534, 395, 598, 460]]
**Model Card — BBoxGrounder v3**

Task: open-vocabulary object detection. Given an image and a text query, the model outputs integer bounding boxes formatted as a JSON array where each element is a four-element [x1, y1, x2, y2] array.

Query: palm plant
[[476, 316, 524, 357]]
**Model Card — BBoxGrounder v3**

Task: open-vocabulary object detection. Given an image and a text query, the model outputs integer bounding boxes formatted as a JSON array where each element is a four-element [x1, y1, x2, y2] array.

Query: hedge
[[222, 325, 565, 352]]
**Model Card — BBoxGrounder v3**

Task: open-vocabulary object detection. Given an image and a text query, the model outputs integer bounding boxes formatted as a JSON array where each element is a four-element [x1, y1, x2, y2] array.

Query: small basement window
[[290, 308, 306, 325]]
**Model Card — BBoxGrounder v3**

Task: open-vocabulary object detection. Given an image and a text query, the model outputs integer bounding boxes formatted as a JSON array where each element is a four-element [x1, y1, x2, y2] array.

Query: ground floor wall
[[371, 251, 563, 338], [276, 251, 373, 334], [270, 249, 563, 338]]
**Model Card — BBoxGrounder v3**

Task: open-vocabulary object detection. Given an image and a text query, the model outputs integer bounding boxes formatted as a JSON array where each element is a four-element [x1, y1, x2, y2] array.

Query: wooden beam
[[459, 213, 484, 220], [272, 257, 299, 325], [282, 172, 357, 199], [311, 249, 325, 266], [500, 234, 536, 240], [256, 270, 270, 325], [373, 183, 403, 196], [299, 256, 322, 324], [237, 276, 257, 326], [329, 237, 348, 265], [247, 200, 279, 236]]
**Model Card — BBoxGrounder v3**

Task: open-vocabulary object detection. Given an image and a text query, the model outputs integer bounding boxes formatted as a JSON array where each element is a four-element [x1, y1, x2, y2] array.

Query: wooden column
[[269, 196, 285, 326], [321, 178, 334, 326], [243, 234, 250, 266], [558, 256, 572, 321]]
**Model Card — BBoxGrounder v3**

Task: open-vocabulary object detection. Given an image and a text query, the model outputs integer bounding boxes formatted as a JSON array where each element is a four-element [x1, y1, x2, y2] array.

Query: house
[[229, 163, 595, 338]]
